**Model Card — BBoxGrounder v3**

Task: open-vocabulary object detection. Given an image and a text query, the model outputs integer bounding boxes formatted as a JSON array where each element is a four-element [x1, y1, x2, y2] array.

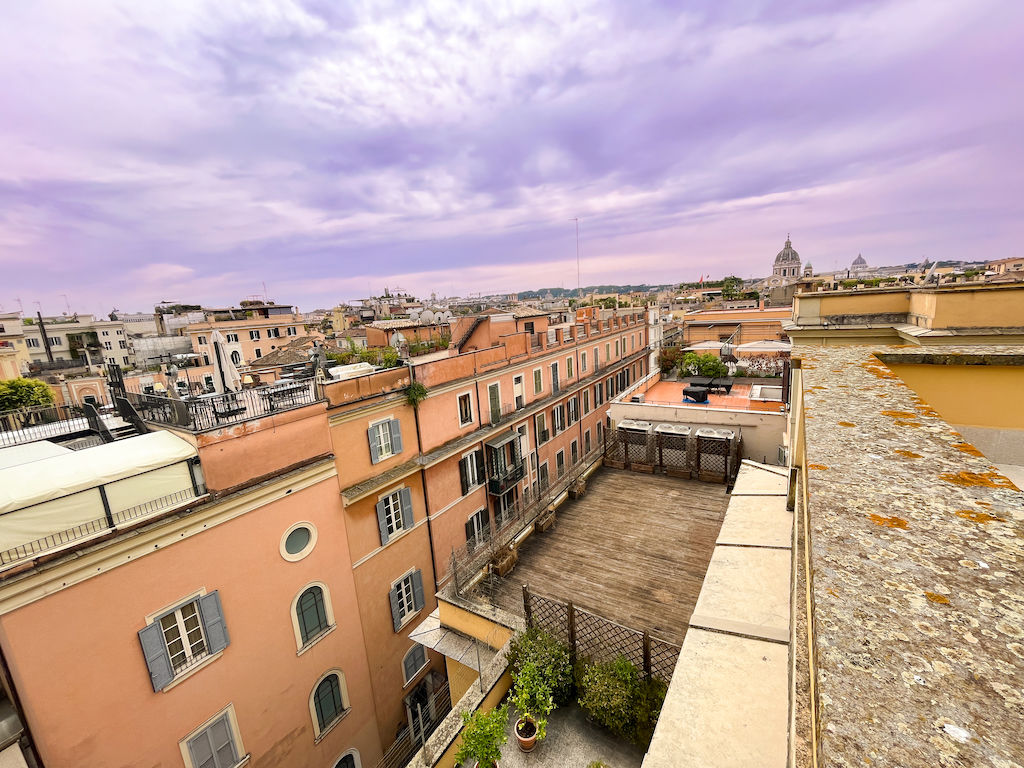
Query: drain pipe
[[409, 362, 439, 591]]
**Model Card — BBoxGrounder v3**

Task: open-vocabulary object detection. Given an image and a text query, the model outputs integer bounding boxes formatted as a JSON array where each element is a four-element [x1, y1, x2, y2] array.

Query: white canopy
[[0, 440, 72, 471], [0, 431, 197, 515], [734, 340, 792, 354], [683, 341, 724, 352]]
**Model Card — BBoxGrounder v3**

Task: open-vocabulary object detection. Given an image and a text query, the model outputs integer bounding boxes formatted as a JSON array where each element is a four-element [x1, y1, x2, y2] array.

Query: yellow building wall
[[886, 363, 1024, 429], [437, 600, 514, 649], [910, 288, 1024, 329], [794, 291, 910, 324], [433, 670, 514, 768], [446, 658, 480, 706]]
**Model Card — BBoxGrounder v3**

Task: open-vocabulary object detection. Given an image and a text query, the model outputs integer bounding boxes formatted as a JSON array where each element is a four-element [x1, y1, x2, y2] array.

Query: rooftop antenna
[[262, 281, 269, 301], [570, 217, 581, 302], [15, 298, 23, 313], [61, 294, 71, 314]]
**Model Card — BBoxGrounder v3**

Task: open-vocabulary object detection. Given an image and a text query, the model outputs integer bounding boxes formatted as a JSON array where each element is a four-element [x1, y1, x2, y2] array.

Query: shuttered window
[[186, 713, 239, 768], [376, 487, 413, 545], [465, 509, 490, 551], [389, 570, 425, 632], [458, 451, 485, 496], [403, 645, 427, 684], [368, 419, 403, 464], [139, 591, 230, 692]]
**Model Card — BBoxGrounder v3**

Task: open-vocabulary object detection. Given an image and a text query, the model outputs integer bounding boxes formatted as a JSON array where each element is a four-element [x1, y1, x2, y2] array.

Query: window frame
[[249, 329, 261, 341], [556, 450, 565, 478], [390, 569, 424, 630], [291, 582, 336, 653], [309, 669, 351, 741], [332, 750, 362, 768], [533, 367, 543, 394], [566, 356, 574, 379], [580, 351, 588, 373], [456, 391, 474, 427], [402, 644, 429, 686], [370, 418, 395, 461], [379, 488, 406, 540], [178, 704, 246, 768]]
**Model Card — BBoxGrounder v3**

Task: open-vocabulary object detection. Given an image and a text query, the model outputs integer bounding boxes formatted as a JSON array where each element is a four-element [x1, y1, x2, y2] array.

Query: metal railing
[[487, 461, 526, 495], [0, 485, 207, 567], [125, 380, 319, 431], [0, 401, 105, 448], [376, 681, 452, 768], [450, 440, 605, 596]]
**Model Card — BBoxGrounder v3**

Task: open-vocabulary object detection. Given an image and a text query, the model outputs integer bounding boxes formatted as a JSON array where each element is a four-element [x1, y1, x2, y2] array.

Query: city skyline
[[2, 0, 1022, 315]]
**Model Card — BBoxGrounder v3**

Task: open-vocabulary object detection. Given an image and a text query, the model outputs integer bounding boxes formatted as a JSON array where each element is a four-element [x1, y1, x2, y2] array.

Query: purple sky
[[2, 0, 1022, 315]]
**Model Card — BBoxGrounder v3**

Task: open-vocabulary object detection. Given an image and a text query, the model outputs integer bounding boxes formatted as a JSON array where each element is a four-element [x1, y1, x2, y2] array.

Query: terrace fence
[[603, 428, 742, 485]]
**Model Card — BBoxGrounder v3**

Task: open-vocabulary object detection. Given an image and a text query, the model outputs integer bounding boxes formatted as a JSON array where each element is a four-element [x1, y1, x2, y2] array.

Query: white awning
[[735, 340, 792, 353], [0, 440, 72, 471], [0, 431, 197, 515], [683, 341, 725, 352]]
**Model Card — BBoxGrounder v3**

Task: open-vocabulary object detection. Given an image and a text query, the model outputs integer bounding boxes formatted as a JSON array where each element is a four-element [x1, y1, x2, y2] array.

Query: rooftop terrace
[[470, 467, 730, 644]]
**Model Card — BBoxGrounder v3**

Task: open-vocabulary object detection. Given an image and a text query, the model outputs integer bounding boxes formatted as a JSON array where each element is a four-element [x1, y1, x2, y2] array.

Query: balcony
[[487, 461, 525, 495]]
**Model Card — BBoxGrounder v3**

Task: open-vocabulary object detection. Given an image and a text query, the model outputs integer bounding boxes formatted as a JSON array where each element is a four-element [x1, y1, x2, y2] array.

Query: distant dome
[[774, 237, 801, 265], [852, 254, 867, 267]]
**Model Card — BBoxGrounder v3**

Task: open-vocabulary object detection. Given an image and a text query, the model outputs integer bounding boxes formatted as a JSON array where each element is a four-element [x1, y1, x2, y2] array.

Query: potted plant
[[455, 704, 508, 768], [511, 660, 554, 752]]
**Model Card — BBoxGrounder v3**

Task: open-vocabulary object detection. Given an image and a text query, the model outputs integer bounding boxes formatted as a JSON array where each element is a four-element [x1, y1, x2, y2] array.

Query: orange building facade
[[0, 307, 648, 768]]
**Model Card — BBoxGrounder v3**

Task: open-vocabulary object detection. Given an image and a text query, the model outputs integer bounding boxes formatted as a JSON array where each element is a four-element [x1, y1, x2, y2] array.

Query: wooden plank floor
[[481, 467, 729, 644]]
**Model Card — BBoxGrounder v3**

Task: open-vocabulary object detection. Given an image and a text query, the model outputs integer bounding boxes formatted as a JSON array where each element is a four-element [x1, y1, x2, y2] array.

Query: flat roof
[[471, 467, 729, 643], [796, 344, 1023, 767]]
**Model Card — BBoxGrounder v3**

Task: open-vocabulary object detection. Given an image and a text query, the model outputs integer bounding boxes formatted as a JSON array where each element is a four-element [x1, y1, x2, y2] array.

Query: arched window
[[403, 644, 427, 685], [230, 350, 241, 365], [334, 752, 360, 768], [310, 670, 350, 737], [297, 586, 329, 645]]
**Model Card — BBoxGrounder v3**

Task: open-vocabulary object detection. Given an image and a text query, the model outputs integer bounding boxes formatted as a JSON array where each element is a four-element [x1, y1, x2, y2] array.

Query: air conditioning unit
[[631, 393, 645, 403], [778, 445, 789, 466]]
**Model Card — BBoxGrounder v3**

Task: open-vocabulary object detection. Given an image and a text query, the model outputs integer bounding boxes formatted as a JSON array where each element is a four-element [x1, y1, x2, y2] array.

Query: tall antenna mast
[[570, 217, 581, 302]]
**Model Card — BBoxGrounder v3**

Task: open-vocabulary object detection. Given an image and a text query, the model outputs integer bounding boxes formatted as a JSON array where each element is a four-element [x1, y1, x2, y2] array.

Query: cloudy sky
[[1, 0, 1022, 314]]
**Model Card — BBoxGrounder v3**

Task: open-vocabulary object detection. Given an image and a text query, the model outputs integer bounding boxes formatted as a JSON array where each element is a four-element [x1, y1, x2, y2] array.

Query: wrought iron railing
[[0, 401, 104, 447], [487, 461, 525, 495], [124, 380, 319, 431], [376, 681, 452, 768], [0, 485, 207, 567]]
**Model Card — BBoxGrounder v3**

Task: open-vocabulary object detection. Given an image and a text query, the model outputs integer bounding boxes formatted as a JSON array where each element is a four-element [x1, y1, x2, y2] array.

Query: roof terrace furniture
[[683, 386, 709, 403], [709, 378, 733, 394], [687, 376, 714, 387]]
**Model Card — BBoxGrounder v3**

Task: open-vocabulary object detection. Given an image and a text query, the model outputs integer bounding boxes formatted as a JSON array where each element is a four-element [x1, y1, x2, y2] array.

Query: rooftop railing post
[[567, 601, 577, 664], [522, 584, 533, 628], [643, 630, 652, 681]]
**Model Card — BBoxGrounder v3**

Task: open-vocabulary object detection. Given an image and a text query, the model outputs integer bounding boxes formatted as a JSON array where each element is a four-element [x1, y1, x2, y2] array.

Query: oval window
[[281, 522, 317, 562]]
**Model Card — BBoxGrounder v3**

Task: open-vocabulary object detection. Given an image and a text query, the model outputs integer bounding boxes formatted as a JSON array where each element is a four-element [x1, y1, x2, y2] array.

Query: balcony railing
[[124, 380, 319, 431], [487, 461, 525, 495], [0, 401, 106, 448]]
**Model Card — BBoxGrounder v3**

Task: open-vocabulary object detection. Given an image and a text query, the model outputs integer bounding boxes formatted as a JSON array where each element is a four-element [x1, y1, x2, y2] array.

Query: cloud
[[1, 0, 1022, 313]]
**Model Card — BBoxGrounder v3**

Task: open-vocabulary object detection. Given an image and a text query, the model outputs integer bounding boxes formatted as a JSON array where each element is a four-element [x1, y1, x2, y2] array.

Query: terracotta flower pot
[[515, 716, 538, 752]]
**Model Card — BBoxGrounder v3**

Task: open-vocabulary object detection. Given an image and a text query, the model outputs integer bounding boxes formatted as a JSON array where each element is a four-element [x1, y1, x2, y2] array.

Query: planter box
[[534, 510, 556, 533], [492, 548, 518, 577]]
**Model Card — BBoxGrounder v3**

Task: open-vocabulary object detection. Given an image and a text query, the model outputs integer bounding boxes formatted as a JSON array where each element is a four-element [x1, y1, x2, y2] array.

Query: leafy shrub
[[578, 656, 666, 747], [455, 704, 507, 768], [507, 628, 573, 707], [677, 352, 728, 378], [511, 660, 554, 740], [0, 378, 55, 410]]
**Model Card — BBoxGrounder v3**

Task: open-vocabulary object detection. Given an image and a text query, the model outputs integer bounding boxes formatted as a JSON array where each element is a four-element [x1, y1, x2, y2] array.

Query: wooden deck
[[478, 467, 729, 643]]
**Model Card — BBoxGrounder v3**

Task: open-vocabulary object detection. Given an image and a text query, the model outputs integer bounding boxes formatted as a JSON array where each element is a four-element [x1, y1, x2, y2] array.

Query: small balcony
[[485, 430, 525, 495], [487, 461, 525, 495]]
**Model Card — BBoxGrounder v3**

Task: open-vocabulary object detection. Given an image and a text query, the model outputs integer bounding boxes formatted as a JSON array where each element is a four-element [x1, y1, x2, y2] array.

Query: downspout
[[36, 312, 53, 363], [409, 362, 439, 591]]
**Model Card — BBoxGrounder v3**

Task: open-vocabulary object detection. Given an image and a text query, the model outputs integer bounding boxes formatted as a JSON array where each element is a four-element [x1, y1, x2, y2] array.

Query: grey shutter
[[465, 518, 475, 543], [389, 585, 402, 632], [404, 651, 417, 682], [411, 570, 425, 612], [368, 426, 381, 464], [459, 458, 469, 496], [198, 591, 230, 654], [475, 450, 485, 479], [482, 511, 491, 538], [138, 622, 174, 692], [399, 487, 414, 529], [389, 419, 403, 454], [376, 499, 389, 545]]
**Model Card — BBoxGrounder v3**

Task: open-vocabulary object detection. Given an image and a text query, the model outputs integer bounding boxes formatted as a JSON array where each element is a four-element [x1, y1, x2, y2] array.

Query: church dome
[[774, 237, 800, 265], [852, 254, 867, 267]]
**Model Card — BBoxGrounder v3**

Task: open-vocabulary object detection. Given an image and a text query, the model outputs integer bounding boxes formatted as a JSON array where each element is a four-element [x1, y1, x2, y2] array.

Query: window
[[280, 522, 317, 562], [184, 710, 242, 768], [487, 383, 500, 424], [203, 374, 214, 389], [296, 586, 331, 646], [567, 397, 578, 425], [552, 404, 565, 433], [457, 393, 473, 426], [538, 462, 549, 491], [585, 430, 592, 454], [25, 338, 39, 348], [103, 341, 112, 350], [101, 330, 109, 337], [226, 333, 239, 343], [310, 671, 350, 737], [116, 329, 123, 335], [230, 350, 242, 365], [389, 570, 425, 631], [334, 752, 360, 768], [287, 326, 297, 336], [533, 368, 542, 394], [376, 488, 413, 545], [48, 336, 61, 346], [615, 340, 620, 356], [267, 327, 281, 338], [123, 356, 130, 365], [249, 330, 261, 340], [556, 450, 565, 478], [459, 451, 485, 495], [566, 356, 574, 379], [119, 340, 128, 349], [197, 335, 207, 345], [403, 644, 428, 685], [583, 389, 590, 415], [581, 351, 588, 373], [465, 508, 490, 550], [368, 419, 403, 463], [605, 342, 611, 361], [138, 592, 229, 692], [253, 348, 262, 359], [535, 412, 548, 444], [571, 440, 579, 465]]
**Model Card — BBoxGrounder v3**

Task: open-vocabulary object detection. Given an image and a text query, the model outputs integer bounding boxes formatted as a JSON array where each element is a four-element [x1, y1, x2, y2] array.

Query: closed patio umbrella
[[210, 330, 243, 394]]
